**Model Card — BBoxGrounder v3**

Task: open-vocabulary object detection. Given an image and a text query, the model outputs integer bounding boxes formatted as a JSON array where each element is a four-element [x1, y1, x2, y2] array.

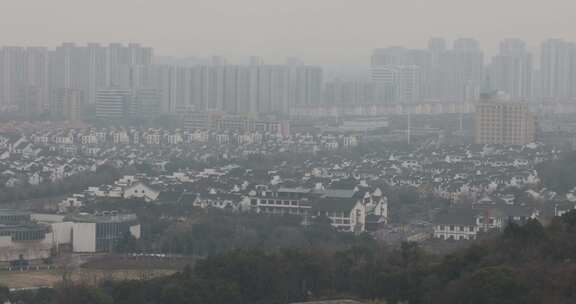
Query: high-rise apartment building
[[17, 86, 44, 118], [428, 38, 447, 54], [0, 47, 50, 109], [249, 56, 264, 66], [151, 64, 321, 115], [489, 39, 533, 101], [371, 47, 427, 103], [85, 43, 108, 105], [370, 65, 399, 104], [371, 64, 422, 103], [23, 47, 50, 107], [443, 38, 484, 102], [289, 65, 323, 107], [475, 93, 536, 145], [131, 88, 160, 118], [0, 47, 26, 106], [324, 80, 379, 105], [95, 88, 131, 119], [428, 38, 447, 100], [49, 43, 153, 105], [396, 65, 422, 103], [50, 88, 84, 122], [0, 43, 152, 117], [540, 39, 574, 101]]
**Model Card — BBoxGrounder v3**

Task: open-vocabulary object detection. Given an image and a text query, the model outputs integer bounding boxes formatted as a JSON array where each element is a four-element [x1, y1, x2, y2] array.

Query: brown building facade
[[475, 100, 536, 145]]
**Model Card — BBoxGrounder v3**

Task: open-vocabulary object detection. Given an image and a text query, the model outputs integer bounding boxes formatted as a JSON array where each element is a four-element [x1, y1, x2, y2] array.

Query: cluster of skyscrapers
[[0, 43, 323, 120], [325, 38, 576, 105], [0, 43, 153, 120], [4, 38, 576, 121], [152, 63, 322, 115]]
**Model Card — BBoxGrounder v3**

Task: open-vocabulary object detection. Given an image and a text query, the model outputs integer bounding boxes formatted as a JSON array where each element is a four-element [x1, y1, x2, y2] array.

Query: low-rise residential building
[[434, 203, 539, 241], [123, 182, 160, 202], [248, 186, 388, 233], [433, 208, 479, 240]]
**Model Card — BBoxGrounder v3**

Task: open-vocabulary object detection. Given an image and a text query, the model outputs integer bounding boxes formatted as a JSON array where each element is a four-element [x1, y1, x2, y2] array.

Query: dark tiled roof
[[434, 208, 477, 225], [313, 197, 359, 213], [157, 191, 182, 203], [178, 193, 198, 205]]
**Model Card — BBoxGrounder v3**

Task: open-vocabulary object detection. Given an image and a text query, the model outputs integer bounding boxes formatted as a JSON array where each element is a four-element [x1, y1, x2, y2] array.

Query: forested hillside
[[5, 210, 576, 304]]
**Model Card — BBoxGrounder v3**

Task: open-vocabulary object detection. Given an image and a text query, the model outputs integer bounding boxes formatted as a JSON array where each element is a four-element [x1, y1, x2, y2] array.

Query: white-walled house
[[313, 197, 367, 233], [434, 205, 539, 241], [433, 208, 479, 240], [123, 182, 160, 202]]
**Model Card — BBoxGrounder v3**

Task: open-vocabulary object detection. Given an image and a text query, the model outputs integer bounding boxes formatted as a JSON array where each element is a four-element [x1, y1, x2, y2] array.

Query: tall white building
[[50, 88, 84, 121], [490, 39, 533, 101], [95, 88, 131, 119], [131, 88, 160, 118], [371, 47, 426, 103], [0, 42, 152, 117], [49, 43, 153, 105], [428, 38, 447, 100], [0, 46, 50, 110], [540, 39, 574, 101], [396, 65, 422, 103], [439, 39, 484, 102], [289, 65, 323, 107], [370, 66, 399, 104], [324, 80, 379, 105], [151, 64, 321, 115], [85, 43, 108, 104], [23, 47, 50, 108], [428, 38, 447, 54], [0, 47, 26, 106]]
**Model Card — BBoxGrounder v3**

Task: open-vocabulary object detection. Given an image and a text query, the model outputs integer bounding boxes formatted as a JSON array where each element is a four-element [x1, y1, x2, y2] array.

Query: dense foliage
[[86, 201, 358, 255], [6, 210, 576, 303]]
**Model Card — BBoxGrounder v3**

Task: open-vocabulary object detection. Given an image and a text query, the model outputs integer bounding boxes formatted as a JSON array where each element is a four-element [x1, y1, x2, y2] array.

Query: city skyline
[[6, 37, 576, 119], [0, 37, 576, 118], [4, 2, 576, 303], [2, 0, 576, 65]]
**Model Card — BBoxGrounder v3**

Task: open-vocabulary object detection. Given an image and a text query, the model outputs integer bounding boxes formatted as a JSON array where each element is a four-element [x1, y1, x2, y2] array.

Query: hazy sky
[[1, 0, 576, 65]]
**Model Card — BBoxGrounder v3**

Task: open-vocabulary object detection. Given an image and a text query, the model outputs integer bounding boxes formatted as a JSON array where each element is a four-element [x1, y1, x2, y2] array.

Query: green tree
[[450, 267, 527, 304], [0, 285, 8, 303]]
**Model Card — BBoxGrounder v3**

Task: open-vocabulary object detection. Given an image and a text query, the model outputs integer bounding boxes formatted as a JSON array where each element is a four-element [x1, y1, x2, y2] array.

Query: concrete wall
[[72, 222, 96, 253], [129, 224, 141, 239], [0, 234, 53, 262], [51, 222, 74, 245], [0, 236, 12, 247]]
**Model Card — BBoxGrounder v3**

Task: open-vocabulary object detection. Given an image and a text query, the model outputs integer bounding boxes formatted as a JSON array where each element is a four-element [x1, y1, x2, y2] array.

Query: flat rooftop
[[0, 209, 30, 217], [0, 223, 49, 232], [64, 213, 138, 224], [277, 187, 312, 194]]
